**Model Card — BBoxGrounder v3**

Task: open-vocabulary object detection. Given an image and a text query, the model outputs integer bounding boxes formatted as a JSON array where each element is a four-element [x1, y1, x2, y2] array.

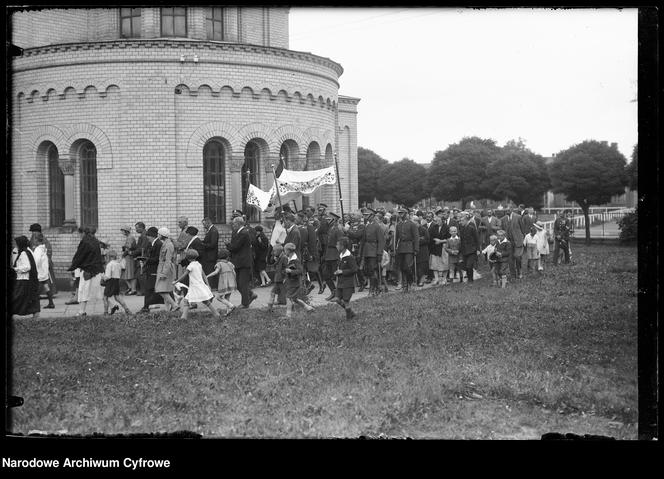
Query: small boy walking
[[332, 237, 358, 320], [206, 249, 237, 316], [267, 244, 286, 314], [494, 230, 512, 288], [283, 243, 315, 318], [172, 249, 220, 320], [445, 226, 462, 283], [102, 250, 133, 315]]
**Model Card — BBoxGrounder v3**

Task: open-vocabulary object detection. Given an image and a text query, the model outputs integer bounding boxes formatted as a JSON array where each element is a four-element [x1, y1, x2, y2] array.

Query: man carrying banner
[[323, 212, 344, 301]]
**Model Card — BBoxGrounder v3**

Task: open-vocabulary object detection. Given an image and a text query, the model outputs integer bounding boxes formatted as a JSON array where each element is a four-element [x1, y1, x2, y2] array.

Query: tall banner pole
[[334, 152, 345, 224], [270, 163, 284, 211]]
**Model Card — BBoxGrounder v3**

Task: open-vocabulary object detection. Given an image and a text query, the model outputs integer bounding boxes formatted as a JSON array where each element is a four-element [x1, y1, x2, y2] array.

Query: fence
[[539, 208, 635, 238]]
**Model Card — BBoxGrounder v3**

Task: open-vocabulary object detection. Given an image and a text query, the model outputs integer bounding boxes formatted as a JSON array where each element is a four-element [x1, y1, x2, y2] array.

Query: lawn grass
[[8, 243, 637, 439]]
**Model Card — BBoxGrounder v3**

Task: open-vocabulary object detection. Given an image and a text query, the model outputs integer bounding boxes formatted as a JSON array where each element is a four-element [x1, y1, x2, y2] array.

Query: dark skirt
[[285, 278, 303, 301], [12, 279, 40, 316], [104, 278, 121, 297]]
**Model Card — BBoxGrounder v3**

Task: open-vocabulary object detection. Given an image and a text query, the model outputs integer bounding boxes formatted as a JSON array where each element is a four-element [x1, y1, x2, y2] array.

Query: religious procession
[[10, 158, 576, 322]]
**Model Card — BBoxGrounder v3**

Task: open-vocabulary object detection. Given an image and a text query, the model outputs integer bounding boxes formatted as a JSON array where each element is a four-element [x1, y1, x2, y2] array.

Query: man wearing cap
[[139, 226, 163, 313], [360, 208, 384, 295], [201, 217, 219, 290], [296, 211, 317, 295], [347, 213, 367, 292], [226, 216, 257, 308], [174, 216, 190, 280], [29, 223, 57, 296], [322, 212, 344, 300], [395, 207, 419, 292], [316, 203, 329, 260]]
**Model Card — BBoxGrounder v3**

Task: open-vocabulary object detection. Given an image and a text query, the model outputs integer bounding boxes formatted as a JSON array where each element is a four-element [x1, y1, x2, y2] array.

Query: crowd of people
[[10, 204, 575, 320]]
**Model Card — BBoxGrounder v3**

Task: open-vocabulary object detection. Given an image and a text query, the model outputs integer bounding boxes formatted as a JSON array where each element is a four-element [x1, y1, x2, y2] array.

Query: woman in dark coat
[[11, 235, 40, 318], [416, 219, 430, 287], [67, 227, 105, 317], [253, 225, 270, 286]]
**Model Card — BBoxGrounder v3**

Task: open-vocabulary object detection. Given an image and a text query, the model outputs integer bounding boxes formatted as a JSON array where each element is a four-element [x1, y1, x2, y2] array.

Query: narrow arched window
[[277, 142, 291, 177], [243, 142, 260, 223], [79, 141, 98, 228], [48, 144, 65, 227], [203, 140, 226, 224]]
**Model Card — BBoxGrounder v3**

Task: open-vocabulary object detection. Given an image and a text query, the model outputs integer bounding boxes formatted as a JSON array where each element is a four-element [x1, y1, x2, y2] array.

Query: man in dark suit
[[226, 216, 257, 308], [458, 212, 481, 282], [201, 217, 219, 289], [139, 226, 163, 313], [504, 208, 525, 279], [521, 207, 536, 233], [283, 213, 301, 257]]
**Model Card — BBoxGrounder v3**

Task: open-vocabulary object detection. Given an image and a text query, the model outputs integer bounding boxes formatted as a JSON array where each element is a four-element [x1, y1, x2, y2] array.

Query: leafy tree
[[426, 136, 501, 209], [549, 140, 628, 244], [376, 158, 427, 207], [357, 147, 389, 204], [625, 144, 637, 190], [618, 208, 637, 243], [484, 140, 550, 209]]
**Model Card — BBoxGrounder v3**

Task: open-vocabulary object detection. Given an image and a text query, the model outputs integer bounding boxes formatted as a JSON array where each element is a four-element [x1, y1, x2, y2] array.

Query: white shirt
[[13, 250, 32, 280], [270, 220, 287, 247], [339, 249, 351, 259]]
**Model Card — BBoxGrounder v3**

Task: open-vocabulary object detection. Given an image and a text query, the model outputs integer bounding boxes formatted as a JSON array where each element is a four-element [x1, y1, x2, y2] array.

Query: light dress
[[185, 260, 214, 303]]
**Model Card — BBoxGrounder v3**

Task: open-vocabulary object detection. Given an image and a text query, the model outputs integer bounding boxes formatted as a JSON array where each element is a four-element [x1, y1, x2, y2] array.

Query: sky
[[289, 7, 638, 164]]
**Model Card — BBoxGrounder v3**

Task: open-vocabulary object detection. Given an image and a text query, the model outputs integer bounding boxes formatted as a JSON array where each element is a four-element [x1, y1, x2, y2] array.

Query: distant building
[[9, 7, 359, 285]]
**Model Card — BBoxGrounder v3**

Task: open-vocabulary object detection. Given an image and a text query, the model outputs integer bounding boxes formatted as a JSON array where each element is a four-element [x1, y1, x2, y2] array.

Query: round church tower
[[10, 7, 359, 287]]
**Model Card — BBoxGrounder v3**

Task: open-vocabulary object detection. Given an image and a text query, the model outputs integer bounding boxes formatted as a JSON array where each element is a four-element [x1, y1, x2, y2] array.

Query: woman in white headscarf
[[155, 227, 179, 311]]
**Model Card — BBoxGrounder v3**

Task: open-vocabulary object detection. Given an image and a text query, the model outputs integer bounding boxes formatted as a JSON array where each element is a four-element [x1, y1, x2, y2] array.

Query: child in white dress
[[172, 249, 220, 320]]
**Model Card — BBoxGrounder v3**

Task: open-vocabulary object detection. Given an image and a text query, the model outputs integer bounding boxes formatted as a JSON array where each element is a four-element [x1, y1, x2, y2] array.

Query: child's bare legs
[[113, 294, 132, 314], [267, 293, 276, 312], [160, 292, 178, 311], [260, 270, 271, 285], [216, 293, 235, 315], [286, 299, 294, 317], [103, 296, 110, 314], [180, 299, 190, 319], [202, 299, 220, 318]]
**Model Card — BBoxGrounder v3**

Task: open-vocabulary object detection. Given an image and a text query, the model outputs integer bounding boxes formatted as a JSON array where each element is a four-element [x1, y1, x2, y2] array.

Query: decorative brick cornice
[[18, 39, 344, 77]]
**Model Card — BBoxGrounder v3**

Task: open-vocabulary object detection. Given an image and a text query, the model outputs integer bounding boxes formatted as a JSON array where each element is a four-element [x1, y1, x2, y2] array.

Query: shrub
[[618, 210, 637, 242]]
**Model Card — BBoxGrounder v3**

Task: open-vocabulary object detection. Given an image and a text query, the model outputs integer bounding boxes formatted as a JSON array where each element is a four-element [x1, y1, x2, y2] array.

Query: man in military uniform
[[296, 211, 317, 295], [323, 212, 344, 300], [360, 208, 385, 296], [395, 207, 419, 292], [316, 203, 329, 293], [347, 213, 367, 292]]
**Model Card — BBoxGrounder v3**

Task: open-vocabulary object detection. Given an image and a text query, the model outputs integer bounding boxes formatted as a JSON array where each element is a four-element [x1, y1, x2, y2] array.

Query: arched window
[[161, 7, 187, 37], [48, 144, 65, 227], [243, 142, 260, 223], [277, 142, 295, 177], [203, 140, 226, 224], [79, 141, 98, 228]]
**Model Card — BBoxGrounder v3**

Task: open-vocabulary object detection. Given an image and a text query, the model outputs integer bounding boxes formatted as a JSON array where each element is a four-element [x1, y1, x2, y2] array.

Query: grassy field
[[8, 243, 637, 439]]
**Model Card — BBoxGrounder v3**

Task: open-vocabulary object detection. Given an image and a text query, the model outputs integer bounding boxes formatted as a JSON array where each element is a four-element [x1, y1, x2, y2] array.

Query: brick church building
[[9, 7, 360, 287]]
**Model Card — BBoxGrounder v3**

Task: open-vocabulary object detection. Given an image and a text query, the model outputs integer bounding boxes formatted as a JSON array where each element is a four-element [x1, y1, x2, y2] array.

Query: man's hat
[[29, 223, 42, 232], [328, 212, 340, 220], [364, 207, 377, 217], [185, 226, 199, 236], [317, 203, 328, 209], [157, 227, 170, 238], [434, 207, 444, 214], [534, 221, 544, 230], [146, 226, 159, 237], [231, 209, 243, 218], [397, 207, 409, 213], [120, 225, 132, 233]]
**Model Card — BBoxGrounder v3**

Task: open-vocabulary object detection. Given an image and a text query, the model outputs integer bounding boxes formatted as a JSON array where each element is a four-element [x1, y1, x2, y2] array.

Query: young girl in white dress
[[172, 249, 220, 320]]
